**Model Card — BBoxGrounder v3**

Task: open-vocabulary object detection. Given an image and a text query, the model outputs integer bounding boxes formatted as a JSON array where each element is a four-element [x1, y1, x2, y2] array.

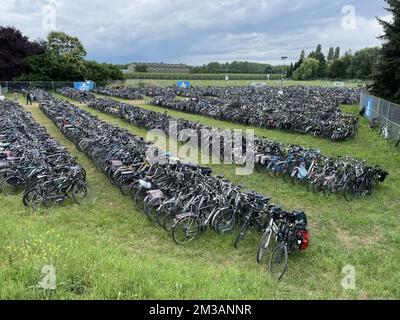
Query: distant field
[[122, 78, 365, 88], [125, 72, 283, 81]]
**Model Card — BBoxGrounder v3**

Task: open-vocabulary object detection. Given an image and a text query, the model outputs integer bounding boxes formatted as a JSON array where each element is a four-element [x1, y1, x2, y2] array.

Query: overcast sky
[[0, 0, 390, 65]]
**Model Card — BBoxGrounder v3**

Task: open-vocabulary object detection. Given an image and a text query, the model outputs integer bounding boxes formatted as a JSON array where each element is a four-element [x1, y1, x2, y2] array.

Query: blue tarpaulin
[[177, 81, 190, 89], [74, 81, 95, 91], [365, 97, 373, 119]]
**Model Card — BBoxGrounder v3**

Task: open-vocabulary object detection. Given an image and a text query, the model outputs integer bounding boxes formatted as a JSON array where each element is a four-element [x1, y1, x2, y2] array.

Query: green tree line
[[287, 45, 380, 81], [0, 27, 124, 82]]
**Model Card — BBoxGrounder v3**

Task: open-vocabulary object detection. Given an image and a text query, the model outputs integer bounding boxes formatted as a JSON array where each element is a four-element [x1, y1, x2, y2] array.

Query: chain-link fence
[[360, 92, 400, 142], [0, 81, 110, 93]]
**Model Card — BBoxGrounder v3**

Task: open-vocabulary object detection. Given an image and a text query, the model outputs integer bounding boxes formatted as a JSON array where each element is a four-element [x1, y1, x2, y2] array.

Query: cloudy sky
[[0, 0, 390, 65]]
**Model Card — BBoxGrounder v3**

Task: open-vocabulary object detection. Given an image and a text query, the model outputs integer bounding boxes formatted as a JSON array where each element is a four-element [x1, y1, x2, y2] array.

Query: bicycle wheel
[[272, 164, 283, 178], [266, 162, 275, 178], [323, 184, 334, 197], [163, 209, 178, 231], [2, 175, 26, 196], [312, 181, 322, 194], [72, 181, 93, 205], [282, 168, 292, 183], [119, 182, 131, 196], [211, 208, 238, 234], [31, 190, 57, 211], [269, 243, 288, 281], [144, 196, 164, 221], [156, 201, 173, 228], [159, 202, 180, 231], [172, 216, 199, 245], [257, 228, 273, 263], [290, 173, 299, 186], [344, 187, 356, 202], [307, 180, 314, 192], [133, 188, 146, 212], [234, 222, 249, 248], [23, 187, 37, 207]]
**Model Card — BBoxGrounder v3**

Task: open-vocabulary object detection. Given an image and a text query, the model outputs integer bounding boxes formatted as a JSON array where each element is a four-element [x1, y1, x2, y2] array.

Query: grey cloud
[[0, 0, 389, 65]]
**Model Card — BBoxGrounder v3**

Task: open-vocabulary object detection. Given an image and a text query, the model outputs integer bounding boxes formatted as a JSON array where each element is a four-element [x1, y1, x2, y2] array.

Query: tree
[[46, 31, 87, 80], [327, 47, 335, 61], [334, 47, 341, 61], [47, 31, 86, 59], [135, 65, 148, 72], [18, 54, 53, 81], [329, 52, 353, 79], [17, 29, 122, 81], [21, 31, 88, 81], [292, 58, 320, 80], [348, 47, 380, 80], [287, 62, 294, 78], [0, 26, 45, 80], [84, 61, 124, 81], [264, 65, 273, 74], [293, 50, 305, 72], [300, 50, 306, 61], [190, 61, 276, 74], [308, 44, 327, 78], [370, 0, 400, 102], [315, 44, 322, 55]]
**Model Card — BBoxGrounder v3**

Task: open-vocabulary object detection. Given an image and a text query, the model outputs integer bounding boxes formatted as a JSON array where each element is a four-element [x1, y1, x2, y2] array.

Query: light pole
[[280, 56, 288, 89]]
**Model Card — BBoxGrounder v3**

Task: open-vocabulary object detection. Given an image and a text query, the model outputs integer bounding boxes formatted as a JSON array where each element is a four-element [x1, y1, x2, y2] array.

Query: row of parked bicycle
[[94, 86, 361, 141], [34, 89, 310, 280], [0, 100, 91, 210], [93, 85, 362, 105], [58, 87, 388, 200]]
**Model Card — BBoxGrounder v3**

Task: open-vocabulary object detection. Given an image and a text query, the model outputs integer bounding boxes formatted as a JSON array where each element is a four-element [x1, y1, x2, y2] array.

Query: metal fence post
[[387, 102, 391, 127], [377, 97, 381, 118]]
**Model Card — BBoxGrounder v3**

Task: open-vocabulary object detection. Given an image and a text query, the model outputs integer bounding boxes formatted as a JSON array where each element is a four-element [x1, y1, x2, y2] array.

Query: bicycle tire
[[257, 228, 273, 264], [1, 175, 26, 196], [344, 187, 356, 202], [72, 181, 93, 205], [31, 190, 57, 211], [159, 202, 179, 231], [268, 243, 288, 281], [172, 216, 199, 245], [234, 222, 249, 248], [266, 161, 275, 178], [211, 208, 238, 234], [23, 187, 37, 207], [133, 188, 146, 212], [144, 196, 164, 221]]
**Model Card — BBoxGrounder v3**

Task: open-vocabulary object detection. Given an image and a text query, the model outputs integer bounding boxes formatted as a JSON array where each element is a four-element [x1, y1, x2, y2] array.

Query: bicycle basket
[[110, 160, 123, 167], [298, 166, 308, 179], [147, 189, 164, 200]]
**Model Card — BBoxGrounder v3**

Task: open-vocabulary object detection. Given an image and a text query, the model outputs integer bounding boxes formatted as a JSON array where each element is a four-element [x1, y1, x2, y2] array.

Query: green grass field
[[1, 92, 399, 300]]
